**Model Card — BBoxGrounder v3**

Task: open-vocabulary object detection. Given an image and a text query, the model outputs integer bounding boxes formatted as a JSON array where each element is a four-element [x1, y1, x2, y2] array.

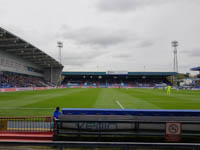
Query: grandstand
[[191, 66, 200, 88], [191, 66, 200, 76], [0, 27, 63, 88], [62, 71, 176, 88], [0, 28, 200, 149]]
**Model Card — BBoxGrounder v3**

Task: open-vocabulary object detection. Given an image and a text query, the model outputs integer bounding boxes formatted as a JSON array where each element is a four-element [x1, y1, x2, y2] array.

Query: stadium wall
[[44, 67, 63, 85], [0, 50, 43, 77]]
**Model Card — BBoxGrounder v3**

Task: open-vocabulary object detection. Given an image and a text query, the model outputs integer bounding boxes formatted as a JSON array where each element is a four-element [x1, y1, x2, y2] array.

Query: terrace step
[[0, 132, 53, 141]]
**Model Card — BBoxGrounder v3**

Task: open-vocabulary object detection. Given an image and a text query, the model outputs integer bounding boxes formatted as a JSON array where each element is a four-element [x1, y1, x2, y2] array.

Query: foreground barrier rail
[[56, 108, 200, 142], [55, 119, 200, 136], [0, 116, 52, 133], [54, 114, 200, 143]]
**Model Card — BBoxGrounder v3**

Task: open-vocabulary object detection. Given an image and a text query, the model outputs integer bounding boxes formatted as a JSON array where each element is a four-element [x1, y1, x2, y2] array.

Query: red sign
[[165, 122, 182, 142]]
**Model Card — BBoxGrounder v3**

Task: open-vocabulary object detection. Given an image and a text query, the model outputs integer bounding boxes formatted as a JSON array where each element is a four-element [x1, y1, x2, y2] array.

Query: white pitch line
[[116, 100, 124, 109]]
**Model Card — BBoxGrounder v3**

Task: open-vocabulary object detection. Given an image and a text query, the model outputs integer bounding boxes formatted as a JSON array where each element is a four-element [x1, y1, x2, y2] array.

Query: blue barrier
[[62, 108, 200, 116]]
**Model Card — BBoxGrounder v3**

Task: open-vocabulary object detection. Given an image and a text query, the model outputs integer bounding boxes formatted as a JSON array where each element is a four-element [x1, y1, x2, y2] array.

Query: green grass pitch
[[0, 88, 200, 116]]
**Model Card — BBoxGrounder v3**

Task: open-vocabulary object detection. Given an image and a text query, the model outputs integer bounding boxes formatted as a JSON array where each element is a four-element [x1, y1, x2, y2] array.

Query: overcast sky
[[1, 0, 200, 74]]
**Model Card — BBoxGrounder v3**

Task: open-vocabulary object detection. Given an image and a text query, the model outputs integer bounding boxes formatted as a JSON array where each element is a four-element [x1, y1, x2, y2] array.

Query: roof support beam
[[5, 48, 37, 52], [33, 62, 53, 67], [22, 55, 48, 59], [0, 38, 18, 42], [30, 60, 53, 63], [0, 43, 29, 48], [33, 60, 57, 64], [16, 52, 43, 56]]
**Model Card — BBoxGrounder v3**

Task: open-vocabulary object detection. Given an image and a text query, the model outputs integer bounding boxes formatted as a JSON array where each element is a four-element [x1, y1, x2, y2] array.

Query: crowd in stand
[[0, 72, 52, 88], [62, 78, 170, 88]]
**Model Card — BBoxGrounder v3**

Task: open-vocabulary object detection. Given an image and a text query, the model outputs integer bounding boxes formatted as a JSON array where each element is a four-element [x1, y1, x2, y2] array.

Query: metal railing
[[55, 119, 200, 139], [0, 116, 52, 133]]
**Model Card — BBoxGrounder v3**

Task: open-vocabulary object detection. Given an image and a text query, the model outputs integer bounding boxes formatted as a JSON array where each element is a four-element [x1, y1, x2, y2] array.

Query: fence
[[0, 116, 52, 133], [54, 116, 200, 143]]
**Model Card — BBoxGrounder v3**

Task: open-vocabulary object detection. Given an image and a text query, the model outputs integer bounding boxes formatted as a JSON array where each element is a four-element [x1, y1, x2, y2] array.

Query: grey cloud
[[62, 56, 88, 67], [179, 64, 192, 69], [183, 48, 200, 57], [115, 53, 131, 58], [62, 51, 104, 66], [4, 25, 56, 48], [97, 0, 143, 12], [113, 53, 133, 59], [136, 40, 154, 48], [60, 26, 156, 50], [60, 26, 133, 48], [97, 0, 166, 13]]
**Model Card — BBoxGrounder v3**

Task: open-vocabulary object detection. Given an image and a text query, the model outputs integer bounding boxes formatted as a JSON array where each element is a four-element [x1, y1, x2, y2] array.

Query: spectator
[[53, 106, 62, 120], [0, 71, 53, 88]]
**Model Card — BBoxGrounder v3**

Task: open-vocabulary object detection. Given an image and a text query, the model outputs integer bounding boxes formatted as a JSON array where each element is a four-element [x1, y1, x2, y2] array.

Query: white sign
[[107, 71, 128, 75]]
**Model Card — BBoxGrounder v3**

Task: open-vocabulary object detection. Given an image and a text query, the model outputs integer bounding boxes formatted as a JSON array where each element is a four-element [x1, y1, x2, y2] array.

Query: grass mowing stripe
[[0, 88, 85, 108], [116, 100, 124, 109], [121, 88, 200, 109], [23, 88, 101, 109], [0, 88, 200, 116], [114, 89, 160, 109], [94, 89, 122, 109], [20, 88, 86, 108]]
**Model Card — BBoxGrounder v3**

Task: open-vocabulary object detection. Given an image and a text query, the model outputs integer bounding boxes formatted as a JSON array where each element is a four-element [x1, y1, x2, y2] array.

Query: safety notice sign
[[165, 122, 182, 142]]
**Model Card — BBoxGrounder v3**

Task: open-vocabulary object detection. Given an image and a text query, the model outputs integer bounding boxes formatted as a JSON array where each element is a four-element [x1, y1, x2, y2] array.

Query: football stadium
[[1, 26, 200, 148], [1, 0, 200, 148], [1, 27, 200, 117]]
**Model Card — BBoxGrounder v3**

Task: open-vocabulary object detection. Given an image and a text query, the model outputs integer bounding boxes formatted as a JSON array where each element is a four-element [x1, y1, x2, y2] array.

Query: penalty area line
[[116, 100, 125, 109]]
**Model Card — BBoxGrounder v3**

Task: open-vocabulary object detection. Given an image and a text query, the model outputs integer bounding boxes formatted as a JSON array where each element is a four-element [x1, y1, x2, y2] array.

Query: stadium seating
[[0, 71, 52, 88], [62, 78, 170, 88]]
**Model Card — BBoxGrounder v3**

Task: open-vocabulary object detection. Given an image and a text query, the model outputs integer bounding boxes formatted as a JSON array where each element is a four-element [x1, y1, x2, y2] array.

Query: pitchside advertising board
[[165, 122, 182, 142], [0, 87, 56, 92]]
